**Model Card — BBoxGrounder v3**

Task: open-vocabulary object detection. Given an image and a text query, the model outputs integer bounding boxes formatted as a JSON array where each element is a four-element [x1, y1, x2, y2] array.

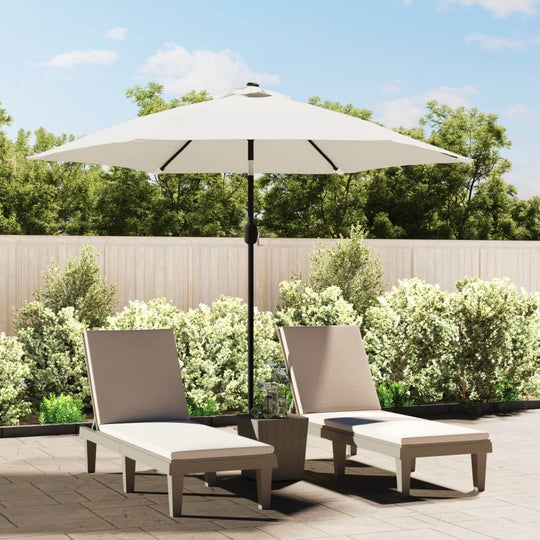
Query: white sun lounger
[[278, 326, 492, 496], [79, 329, 277, 517]]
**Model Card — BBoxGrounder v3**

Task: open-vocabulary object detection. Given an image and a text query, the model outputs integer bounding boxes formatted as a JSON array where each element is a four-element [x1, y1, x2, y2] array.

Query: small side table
[[236, 414, 308, 481]]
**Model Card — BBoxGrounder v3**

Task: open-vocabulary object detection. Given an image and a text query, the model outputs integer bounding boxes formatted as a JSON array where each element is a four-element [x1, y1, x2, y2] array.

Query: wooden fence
[[1, 235, 539, 334]]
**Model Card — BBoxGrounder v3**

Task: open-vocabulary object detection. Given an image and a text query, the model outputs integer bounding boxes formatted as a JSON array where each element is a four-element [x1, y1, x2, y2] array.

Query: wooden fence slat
[[0, 235, 539, 334]]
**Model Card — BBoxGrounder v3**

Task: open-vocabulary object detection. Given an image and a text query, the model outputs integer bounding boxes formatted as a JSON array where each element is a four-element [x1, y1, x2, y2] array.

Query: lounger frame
[[80, 426, 276, 516], [278, 326, 493, 497], [315, 424, 491, 496], [80, 329, 277, 517]]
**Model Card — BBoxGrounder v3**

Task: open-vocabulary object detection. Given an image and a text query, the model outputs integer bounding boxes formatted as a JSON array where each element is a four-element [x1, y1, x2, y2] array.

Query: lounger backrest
[[278, 326, 381, 414], [83, 329, 190, 426]]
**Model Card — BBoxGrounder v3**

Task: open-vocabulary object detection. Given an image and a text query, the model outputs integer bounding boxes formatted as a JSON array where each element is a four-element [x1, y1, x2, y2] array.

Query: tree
[[0, 103, 20, 233], [123, 83, 246, 236], [94, 167, 161, 236], [308, 225, 384, 324], [259, 97, 372, 238], [364, 102, 514, 239], [0, 91, 538, 240]]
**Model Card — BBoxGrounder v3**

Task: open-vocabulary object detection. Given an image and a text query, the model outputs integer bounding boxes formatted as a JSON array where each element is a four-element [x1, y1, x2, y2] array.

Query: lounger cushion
[[84, 330, 190, 425], [306, 410, 489, 446], [100, 422, 274, 460]]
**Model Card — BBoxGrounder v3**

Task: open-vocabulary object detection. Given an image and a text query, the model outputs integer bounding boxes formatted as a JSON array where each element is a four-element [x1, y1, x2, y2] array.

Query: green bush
[[186, 396, 220, 417], [0, 333, 31, 425], [36, 245, 116, 328], [452, 278, 540, 402], [108, 296, 279, 414], [14, 302, 89, 407], [309, 225, 384, 324], [364, 279, 457, 403], [275, 279, 361, 327], [376, 382, 417, 408], [39, 394, 85, 424], [495, 379, 521, 402]]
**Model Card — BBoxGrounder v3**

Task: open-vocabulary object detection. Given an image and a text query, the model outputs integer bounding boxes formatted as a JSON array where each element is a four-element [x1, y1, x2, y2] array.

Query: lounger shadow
[[80, 328, 277, 517], [278, 325, 492, 497]]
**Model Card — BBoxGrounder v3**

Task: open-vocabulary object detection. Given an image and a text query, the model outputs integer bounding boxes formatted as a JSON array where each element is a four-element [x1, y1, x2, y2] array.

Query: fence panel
[[1, 235, 538, 334]]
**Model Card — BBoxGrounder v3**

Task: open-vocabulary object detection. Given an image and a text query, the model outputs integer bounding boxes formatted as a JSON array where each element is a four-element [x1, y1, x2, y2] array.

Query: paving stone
[[143, 532, 229, 540], [309, 517, 400, 535], [0, 503, 115, 534], [221, 527, 277, 539], [0, 483, 58, 508], [258, 521, 329, 539], [348, 529, 456, 539], [86, 504, 177, 529], [69, 528, 156, 539], [1, 411, 540, 537], [140, 520, 224, 538], [0, 535, 70, 540], [455, 517, 540, 536], [0, 513, 18, 532]]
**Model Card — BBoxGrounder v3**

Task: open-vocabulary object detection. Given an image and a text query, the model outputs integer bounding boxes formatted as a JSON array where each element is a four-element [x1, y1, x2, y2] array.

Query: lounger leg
[[349, 444, 357, 456], [256, 467, 272, 510], [396, 458, 412, 496], [471, 453, 487, 491], [332, 441, 347, 477], [411, 458, 416, 472], [122, 456, 136, 493], [167, 473, 184, 517], [204, 472, 217, 487], [85, 440, 96, 474]]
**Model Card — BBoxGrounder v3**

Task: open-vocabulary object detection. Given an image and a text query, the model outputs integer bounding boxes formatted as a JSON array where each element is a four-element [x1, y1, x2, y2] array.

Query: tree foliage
[[308, 225, 384, 323], [0, 89, 538, 239], [35, 245, 116, 328]]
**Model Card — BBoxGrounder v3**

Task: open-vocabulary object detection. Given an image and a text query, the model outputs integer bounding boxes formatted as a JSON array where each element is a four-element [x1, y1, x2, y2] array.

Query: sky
[[1, 0, 539, 198]]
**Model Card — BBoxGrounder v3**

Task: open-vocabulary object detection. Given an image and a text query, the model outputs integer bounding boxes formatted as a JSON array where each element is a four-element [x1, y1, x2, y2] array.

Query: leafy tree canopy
[[0, 89, 537, 240]]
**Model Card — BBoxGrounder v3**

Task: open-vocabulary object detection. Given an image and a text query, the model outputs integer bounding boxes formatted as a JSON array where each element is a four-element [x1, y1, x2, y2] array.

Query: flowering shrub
[[108, 298, 186, 336], [275, 279, 361, 327], [0, 333, 30, 425], [363, 277, 540, 403], [36, 245, 116, 328], [108, 296, 279, 414], [364, 279, 457, 403], [452, 278, 540, 401], [309, 225, 384, 324], [14, 302, 88, 407]]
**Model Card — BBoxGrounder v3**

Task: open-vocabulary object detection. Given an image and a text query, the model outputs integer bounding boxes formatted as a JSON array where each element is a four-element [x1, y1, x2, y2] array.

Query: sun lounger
[[79, 329, 277, 517], [278, 325, 492, 496]]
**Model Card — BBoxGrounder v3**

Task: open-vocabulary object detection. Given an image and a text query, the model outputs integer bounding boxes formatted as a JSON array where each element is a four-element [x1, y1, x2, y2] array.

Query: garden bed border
[[2, 402, 540, 438]]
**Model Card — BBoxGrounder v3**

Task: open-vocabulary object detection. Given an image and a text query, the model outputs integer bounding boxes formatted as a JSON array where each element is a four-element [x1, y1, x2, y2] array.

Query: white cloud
[[421, 85, 478, 108], [140, 43, 279, 96], [377, 98, 424, 127], [105, 26, 127, 41], [441, 0, 539, 18], [380, 80, 401, 95], [376, 85, 478, 127], [42, 49, 118, 68], [504, 104, 540, 125], [466, 33, 525, 50]]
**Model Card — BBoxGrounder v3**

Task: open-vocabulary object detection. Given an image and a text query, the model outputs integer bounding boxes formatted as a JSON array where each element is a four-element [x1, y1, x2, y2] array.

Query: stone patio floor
[[1, 410, 540, 539]]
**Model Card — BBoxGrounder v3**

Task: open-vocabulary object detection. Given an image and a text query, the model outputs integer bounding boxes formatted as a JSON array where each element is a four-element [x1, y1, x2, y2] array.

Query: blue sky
[[1, 0, 539, 197]]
